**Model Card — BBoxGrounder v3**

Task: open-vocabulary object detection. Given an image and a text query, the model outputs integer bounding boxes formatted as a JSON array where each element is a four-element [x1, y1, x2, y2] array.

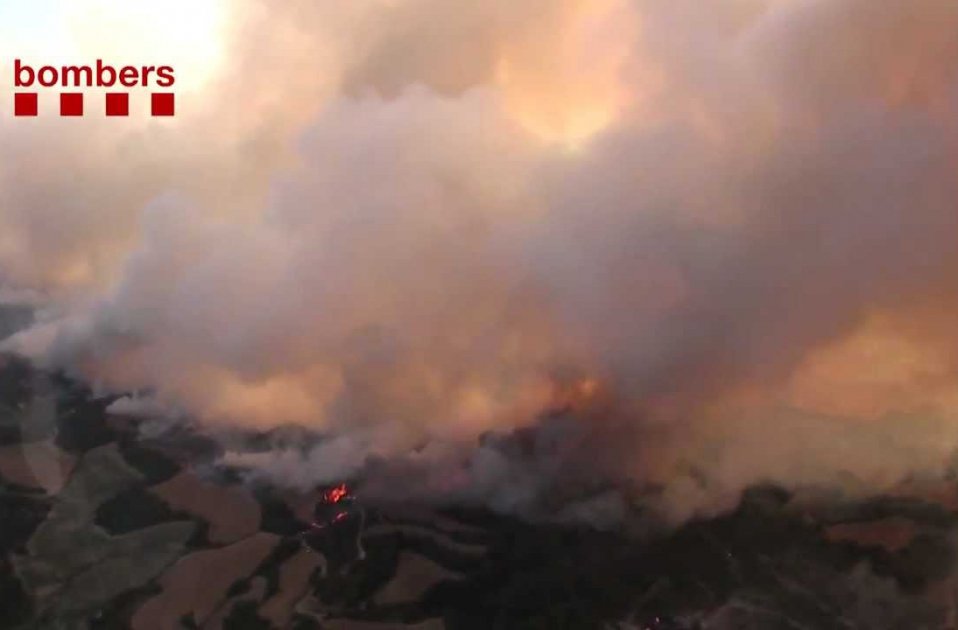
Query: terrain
[[0, 354, 956, 629]]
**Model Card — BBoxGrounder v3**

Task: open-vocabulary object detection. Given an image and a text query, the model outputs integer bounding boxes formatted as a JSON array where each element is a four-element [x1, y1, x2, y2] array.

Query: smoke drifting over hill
[[3, 0, 958, 523]]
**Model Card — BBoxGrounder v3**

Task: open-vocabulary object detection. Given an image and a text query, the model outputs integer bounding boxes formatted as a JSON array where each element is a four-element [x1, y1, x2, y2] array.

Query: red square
[[151, 93, 175, 117], [105, 92, 129, 116], [60, 93, 83, 117], [14, 93, 37, 117]]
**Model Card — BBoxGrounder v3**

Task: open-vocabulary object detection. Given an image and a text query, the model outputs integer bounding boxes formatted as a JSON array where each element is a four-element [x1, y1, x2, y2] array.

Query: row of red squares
[[13, 93, 175, 117]]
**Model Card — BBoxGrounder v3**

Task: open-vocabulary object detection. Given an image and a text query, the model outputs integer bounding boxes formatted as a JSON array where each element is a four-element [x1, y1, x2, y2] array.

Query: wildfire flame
[[324, 483, 350, 504], [305, 483, 355, 531]]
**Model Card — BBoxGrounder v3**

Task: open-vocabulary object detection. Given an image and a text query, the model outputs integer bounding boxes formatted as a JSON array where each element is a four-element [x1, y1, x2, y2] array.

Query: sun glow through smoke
[[0, 0, 229, 92], [67, 0, 228, 91], [496, 0, 637, 148]]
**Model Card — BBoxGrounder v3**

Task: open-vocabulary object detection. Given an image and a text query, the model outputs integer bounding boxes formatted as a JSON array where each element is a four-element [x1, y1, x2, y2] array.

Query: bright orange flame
[[324, 483, 350, 504]]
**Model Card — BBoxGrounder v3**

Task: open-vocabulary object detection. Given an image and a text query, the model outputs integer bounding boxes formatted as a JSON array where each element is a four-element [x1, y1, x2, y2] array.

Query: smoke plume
[[3, 0, 958, 523]]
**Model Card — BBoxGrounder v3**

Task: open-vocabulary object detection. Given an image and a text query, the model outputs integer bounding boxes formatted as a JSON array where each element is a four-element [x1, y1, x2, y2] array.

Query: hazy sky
[[0, 0, 226, 87]]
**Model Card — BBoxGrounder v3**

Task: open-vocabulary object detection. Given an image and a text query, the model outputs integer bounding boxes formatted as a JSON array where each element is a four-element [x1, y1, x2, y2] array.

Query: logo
[[10, 59, 176, 117]]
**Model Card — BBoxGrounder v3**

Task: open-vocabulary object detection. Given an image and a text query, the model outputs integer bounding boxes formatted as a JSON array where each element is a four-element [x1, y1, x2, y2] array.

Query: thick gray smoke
[[3, 0, 958, 523]]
